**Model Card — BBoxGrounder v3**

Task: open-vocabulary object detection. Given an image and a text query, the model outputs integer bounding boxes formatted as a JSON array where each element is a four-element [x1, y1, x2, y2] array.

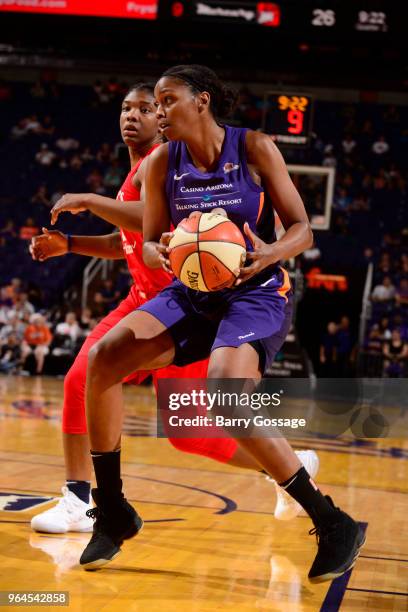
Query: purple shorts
[[138, 266, 293, 374]]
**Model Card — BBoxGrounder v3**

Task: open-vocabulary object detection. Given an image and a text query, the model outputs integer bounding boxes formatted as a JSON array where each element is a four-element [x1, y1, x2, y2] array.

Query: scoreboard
[[161, 1, 396, 35], [0, 1, 397, 34], [263, 93, 313, 147]]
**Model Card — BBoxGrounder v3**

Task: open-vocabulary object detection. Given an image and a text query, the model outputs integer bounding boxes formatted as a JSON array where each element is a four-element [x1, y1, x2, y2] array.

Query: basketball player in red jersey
[[30, 83, 318, 534]]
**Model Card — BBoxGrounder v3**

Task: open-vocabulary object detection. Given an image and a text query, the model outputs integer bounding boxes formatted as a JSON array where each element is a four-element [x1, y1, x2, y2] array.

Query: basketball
[[169, 212, 246, 291]]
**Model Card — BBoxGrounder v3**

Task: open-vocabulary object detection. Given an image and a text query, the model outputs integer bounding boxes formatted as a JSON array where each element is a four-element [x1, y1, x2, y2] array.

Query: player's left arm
[[237, 131, 313, 283], [250, 132, 313, 255], [50, 192, 144, 232]]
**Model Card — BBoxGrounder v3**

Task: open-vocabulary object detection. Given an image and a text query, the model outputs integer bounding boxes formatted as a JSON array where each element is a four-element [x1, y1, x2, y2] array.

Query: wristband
[[66, 234, 72, 252]]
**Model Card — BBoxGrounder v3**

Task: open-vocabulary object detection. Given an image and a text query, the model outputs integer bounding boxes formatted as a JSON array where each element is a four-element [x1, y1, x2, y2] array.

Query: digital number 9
[[287, 110, 304, 134]]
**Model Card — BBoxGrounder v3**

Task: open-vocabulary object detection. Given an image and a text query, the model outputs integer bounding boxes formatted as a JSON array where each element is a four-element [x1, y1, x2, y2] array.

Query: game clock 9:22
[[262, 92, 313, 147]]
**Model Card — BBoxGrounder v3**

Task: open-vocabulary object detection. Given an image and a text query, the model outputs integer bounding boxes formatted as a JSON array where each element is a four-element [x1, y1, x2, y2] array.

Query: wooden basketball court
[[0, 375, 407, 611]]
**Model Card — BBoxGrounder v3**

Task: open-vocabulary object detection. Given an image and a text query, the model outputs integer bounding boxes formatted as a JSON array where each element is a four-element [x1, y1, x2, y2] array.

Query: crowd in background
[[0, 74, 407, 377], [0, 275, 123, 376]]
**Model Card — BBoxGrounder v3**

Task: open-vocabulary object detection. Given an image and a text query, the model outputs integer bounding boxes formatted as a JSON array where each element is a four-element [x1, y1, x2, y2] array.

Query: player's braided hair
[[126, 82, 156, 97], [161, 65, 238, 119]]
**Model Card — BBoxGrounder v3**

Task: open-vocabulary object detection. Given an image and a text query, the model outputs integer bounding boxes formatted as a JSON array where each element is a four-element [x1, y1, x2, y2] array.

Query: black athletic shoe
[[79, 488, 143, 570], [308, 496, 366, 583]]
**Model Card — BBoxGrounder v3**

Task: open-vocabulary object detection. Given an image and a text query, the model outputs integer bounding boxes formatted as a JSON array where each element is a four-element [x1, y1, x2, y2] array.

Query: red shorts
[[62, 286, 237, 463]]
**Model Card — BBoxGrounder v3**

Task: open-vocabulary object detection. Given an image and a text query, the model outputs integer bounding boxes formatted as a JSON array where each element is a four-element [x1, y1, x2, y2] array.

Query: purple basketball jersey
[[165, 125, 276, 250]]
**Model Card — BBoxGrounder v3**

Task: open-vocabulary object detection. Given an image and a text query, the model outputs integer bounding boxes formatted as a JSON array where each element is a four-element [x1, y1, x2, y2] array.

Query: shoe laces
[[86, 507, 99, 520], [309, 521, 342, 547], [46, 486, 84, 515]]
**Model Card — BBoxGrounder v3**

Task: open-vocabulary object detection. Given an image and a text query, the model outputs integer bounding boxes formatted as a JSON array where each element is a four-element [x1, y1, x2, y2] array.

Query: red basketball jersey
[[116, 147, 172, 300]]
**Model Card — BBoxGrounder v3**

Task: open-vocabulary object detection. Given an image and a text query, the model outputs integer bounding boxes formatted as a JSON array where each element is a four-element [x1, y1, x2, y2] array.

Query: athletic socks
[[66, 480, 91, 504], [278, 466, 338, 525], [91, 448, 122, 496]]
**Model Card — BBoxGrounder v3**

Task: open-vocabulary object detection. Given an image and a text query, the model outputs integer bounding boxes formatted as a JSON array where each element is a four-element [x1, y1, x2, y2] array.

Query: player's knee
[[87, 339, 122, 386], [207, 363, 233, 378]]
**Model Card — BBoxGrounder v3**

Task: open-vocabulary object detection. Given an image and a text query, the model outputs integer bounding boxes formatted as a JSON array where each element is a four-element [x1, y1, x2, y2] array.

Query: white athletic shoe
[[271, 450, 320, 521], [31, 486, 93, 533]]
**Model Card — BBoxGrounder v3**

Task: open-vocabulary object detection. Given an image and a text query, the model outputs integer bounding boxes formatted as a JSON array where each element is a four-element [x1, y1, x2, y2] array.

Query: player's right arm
[[142, 144, 173, 271], [30, 228, 124, 262]]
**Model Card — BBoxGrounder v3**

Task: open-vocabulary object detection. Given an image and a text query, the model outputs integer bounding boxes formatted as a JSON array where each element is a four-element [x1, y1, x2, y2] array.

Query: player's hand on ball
[[235, 223, 278, 286], [50, 193, 88, 225], [29, 227, 68, 261], [157, 231, 174, 273]]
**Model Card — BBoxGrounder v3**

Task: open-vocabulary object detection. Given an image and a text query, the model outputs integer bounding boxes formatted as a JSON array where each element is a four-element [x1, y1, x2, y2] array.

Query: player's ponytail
[[161, 65, 238, 120]]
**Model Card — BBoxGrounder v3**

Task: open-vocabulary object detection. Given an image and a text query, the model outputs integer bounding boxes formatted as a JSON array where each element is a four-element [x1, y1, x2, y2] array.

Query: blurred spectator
[[86, 169, 106, 194], [107, 77, 120, 98], [31, 185, 51, 208], [30, 81, 46, 99], [365, 324, 383, 355], [35, 143, 56, 166], [378, 316, 392, 341], [41, 115, 56, 137], [334, 187, 352, 211], [0, 334, 22, 374], [392, 314, 408, 342], [94, 279, 120, 315], [52, 312, 82, 357], [81, 147, 94, 163], [319, 322, 338, 376], [0, 79, 12, 102], [395, 279, 408, 308], [104, 159, 124, 190], [19, 218, 39, 241], [55, 312, 82, 344], [25, 114, 42, 134], [383, 329, 408, 377], [22, 314, 52, 375], [371, 276, 396, 303], [10, 119, 28, 140], [93, 80, 110, 105], [336, 316, 353, 376], [3, 278, 22, 305], [79, 307, 93, 332], [341, 135, 356, 155], [0, 312, 26, 342], [13, 293, 35, 320], [0, 220, 17, 247], [70, 154, 83, 172], [56, 134, 79, 152], [362, 247, 374, 266], [372, 135, 390, 156], [322, 144, 337, 167], [97, 142, 113, 165]]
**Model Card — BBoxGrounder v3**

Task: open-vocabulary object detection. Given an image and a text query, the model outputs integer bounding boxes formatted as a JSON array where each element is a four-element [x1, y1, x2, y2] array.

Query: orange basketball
[[169, 212, 246, 292]]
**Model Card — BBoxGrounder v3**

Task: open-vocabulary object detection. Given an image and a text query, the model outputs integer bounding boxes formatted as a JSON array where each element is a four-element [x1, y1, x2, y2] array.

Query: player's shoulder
[[147, 142, 169, 164], [132, 143, 169, 188], [245, 129, 278, 151], [244, 129, 282, 164]]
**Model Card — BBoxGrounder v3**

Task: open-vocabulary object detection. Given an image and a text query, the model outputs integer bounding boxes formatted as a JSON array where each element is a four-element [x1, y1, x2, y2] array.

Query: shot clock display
[[263, 93, 313, 147]]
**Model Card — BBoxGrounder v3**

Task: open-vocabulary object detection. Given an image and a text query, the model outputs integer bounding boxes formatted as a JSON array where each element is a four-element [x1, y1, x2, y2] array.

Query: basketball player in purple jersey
[[80, 65, 365, 582]]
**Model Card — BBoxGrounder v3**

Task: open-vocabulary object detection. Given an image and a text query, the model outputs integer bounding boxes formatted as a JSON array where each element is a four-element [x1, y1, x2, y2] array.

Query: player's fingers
[[159, 255, 172, 273], [157, 243, 171, 254], [245, 250, 258, 261], [243, 222, 257, 247], [50, 208, 59, 225], [160, 232, 174, 246], [234, 263, 259, 286]]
